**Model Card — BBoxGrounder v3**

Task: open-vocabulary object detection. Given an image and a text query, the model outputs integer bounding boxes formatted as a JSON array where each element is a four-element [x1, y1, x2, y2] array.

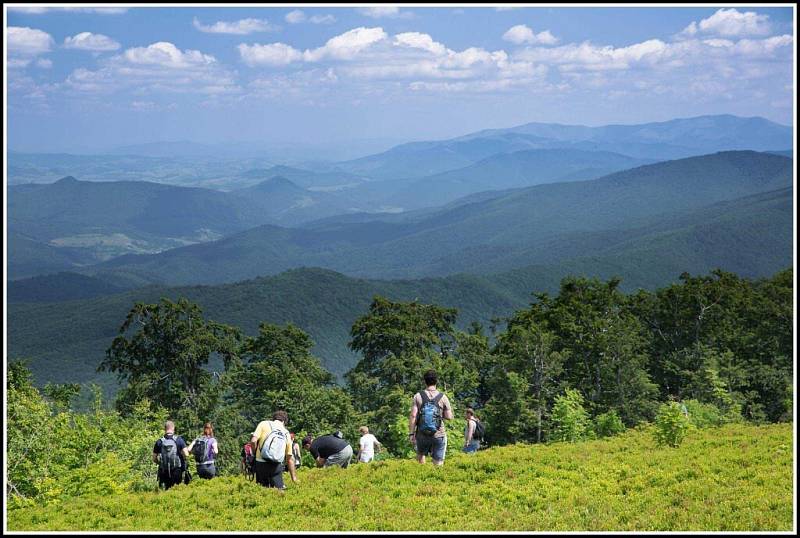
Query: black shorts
[[255, 460, 285, 489]]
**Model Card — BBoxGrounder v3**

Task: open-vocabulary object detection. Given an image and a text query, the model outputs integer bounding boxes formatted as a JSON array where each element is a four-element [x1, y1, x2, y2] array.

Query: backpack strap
[[432, 392, 444, 405]]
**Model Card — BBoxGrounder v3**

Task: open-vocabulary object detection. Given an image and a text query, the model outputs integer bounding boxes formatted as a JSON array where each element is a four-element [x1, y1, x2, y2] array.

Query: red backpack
[[241, 442, 256, 480]]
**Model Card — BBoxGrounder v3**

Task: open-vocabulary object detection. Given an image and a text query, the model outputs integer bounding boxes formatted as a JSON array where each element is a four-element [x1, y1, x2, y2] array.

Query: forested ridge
[[7, 267, 792, 521]]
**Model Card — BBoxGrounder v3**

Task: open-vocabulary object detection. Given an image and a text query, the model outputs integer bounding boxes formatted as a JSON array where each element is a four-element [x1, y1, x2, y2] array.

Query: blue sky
[[6, 4, 795, 152]]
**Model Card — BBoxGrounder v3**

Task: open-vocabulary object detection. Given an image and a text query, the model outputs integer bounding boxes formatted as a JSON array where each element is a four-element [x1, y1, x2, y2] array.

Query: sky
[[5, 4, 796, 153]]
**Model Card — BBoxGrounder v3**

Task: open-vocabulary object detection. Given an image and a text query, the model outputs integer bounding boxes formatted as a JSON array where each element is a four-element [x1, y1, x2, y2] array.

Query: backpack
[[472, 418, 485, 442], [416, 391, 444, 436], [260, 422, 289, 463], [192, 436, 215, 464], [241, 443, 255, 479], [159, 436, 182, 473], [192, 438, 207, 463]]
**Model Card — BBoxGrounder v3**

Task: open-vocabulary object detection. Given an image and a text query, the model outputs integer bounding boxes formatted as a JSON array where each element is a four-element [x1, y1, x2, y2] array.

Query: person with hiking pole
[[152, 420, 190, 490], [409, 369, 454, 466], [187, 422, 219, 479]]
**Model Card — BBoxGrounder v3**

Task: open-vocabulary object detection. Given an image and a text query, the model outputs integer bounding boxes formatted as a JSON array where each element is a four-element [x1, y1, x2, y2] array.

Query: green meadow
[[8, 422, 793, 532]]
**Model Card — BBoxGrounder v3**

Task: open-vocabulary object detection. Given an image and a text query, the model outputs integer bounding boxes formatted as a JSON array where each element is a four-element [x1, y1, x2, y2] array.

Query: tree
[[99, 297, 242, 425], [345, 296, 461, 455], [488, 321, 565, 443]]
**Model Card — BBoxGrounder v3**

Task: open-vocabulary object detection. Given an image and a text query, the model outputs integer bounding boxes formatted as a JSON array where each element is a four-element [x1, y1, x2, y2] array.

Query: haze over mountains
[[6, 113, 794, 396]]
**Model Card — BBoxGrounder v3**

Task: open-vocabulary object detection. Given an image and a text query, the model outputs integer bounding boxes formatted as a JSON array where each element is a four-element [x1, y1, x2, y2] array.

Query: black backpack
[[159, 436, 182, 473], [192, 437, 208, 463], [472, 418, 485, 441]]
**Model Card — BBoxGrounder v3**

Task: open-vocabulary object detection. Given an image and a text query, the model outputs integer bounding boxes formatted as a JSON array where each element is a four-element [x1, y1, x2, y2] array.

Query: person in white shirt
[[357, 426, 382, 463]]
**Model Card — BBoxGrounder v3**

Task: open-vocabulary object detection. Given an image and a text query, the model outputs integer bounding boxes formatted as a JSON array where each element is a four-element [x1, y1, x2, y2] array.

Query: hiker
[[187, 422, 219, 479], [408, 369, 454, 466], [463, 408, 484, 453], [288, 432, 302, 469], [250, 410, 298, 489], [302, 431, 353, 468], [152, 420, 190, 490], [356, 426, 382, 463]]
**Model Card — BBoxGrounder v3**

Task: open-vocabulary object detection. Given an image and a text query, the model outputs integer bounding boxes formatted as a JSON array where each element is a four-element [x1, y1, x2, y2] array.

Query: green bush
[[653, 402, 691, 447], [683, 399, 742, 429], [550, 389, 593, 443], [594, 410, 625, 438]]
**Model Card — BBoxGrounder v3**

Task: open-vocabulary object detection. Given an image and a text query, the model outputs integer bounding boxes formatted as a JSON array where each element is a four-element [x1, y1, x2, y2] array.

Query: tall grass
[[7, 423, 793, 531]]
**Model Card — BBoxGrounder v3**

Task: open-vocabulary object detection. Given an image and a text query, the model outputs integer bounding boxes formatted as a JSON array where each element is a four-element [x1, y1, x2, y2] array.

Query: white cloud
[[310, 14, 337, 25], [285, 10, 336, 24], [303, 27, 388, 62], [64, 41, 239, 96], [8, 26, 54, 56], [64, 32, 121, 51], [36, 58, 53, 69], [123, 42, 215, 68], [503, 25, 558, 45], [193, 17, 278, 35], [356, 7, 412, 19], [9, 7, 128, 14], [238, 43, 304, 66], [394, 32, 448, 56], [285, 10, 306, 23], [678, 8, 771, 39]]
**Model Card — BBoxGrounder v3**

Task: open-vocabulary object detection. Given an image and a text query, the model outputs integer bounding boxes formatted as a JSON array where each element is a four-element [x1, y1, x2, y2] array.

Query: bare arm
[[465, 419, 475, 445], [443, 396, 454, 420], [286, 454, 298, 482], [151, 452, 159, 464], [408, 397, 419, 438]]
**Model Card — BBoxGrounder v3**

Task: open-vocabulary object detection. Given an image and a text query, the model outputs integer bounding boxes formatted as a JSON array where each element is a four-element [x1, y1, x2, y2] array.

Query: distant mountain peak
[[54, 176, 79, 184], [251, 175, 304, 192]]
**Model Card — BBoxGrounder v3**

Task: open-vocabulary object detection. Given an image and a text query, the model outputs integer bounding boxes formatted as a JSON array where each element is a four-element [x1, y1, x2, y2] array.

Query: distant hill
[[382, 148, 652, 210], [335, 114, 792, 180], [80, 151, 793, 285], [7, 272, 127, 303], [7, 177, 275, 278]]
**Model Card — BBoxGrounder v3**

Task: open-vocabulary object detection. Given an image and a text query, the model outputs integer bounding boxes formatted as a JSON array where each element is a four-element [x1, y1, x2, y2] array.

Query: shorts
[[415, 433, 447, 462], [324, 445, 353, 468], [255, 460, 285, 489], [463, 440, 480, 453]]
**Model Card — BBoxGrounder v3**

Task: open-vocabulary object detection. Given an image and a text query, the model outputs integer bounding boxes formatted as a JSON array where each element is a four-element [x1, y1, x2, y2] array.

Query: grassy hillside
[[7, 423, 792, 531]]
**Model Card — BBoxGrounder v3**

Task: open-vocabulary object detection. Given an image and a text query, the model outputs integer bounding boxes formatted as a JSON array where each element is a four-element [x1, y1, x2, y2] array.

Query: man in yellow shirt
[[250, 410, 298, 489]]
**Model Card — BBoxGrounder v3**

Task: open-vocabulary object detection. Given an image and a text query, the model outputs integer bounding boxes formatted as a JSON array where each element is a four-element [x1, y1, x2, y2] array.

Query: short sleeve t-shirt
[[252, 420, 292, 463], [153, 434, 187, 469], [358, 434, 380, 461], [412, 389, 452, 438], [309, 435, 350, 459]]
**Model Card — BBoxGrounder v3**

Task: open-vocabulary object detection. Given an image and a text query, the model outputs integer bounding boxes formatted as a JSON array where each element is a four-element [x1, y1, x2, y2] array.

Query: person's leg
[[431, 435, 447, 466], [255, 461, 269, 487], [416, 435, 432, 464], [265, 462, 285, 490]]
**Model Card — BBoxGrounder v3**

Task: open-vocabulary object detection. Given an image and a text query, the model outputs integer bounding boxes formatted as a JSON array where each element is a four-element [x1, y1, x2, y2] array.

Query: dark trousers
[[255, 460, 285, 489], [158, 468, 183, 490], [197, 463, 217, 479]]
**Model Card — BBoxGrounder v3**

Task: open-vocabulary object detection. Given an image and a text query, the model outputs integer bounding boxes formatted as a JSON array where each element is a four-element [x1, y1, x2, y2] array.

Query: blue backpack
[[416, 391, 444, 436]]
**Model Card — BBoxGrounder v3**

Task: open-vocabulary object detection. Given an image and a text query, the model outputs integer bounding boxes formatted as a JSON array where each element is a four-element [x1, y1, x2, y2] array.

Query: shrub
[[594, 410, 625, 438], [550, 389, 593, 443], [653, 402, 691, 447], [683, 399, 742, 429]]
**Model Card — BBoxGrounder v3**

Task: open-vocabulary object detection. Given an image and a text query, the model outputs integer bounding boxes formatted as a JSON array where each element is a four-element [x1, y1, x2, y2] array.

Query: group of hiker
[[152, 369, 484, 490]]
